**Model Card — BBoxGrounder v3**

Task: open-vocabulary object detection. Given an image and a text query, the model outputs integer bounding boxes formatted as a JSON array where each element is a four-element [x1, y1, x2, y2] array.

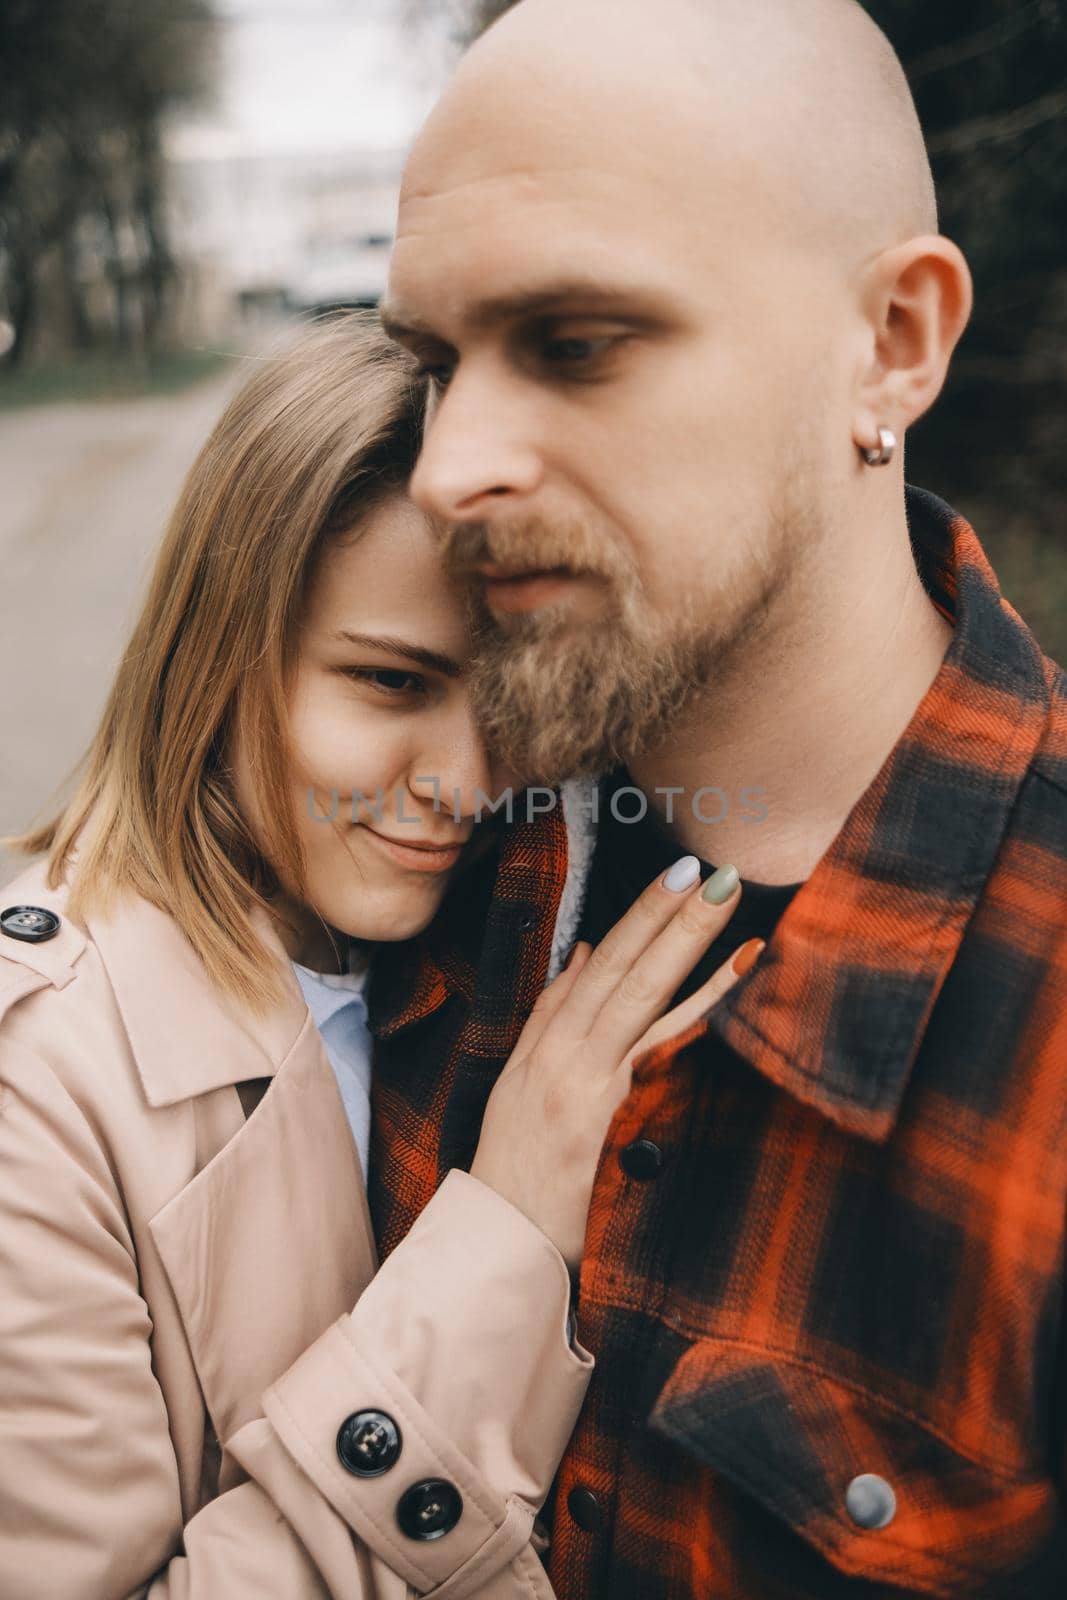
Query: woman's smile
[[358, 821, 466, 874]]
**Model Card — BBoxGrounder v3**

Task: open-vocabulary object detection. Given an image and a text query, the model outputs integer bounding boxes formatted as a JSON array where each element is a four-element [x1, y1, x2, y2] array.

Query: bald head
[[386, 0, 968, 787], [404, 0, 936, 268]]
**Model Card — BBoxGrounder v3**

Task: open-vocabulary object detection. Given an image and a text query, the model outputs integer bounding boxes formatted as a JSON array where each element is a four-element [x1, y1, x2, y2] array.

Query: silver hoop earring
[[861, 426, 896, 467]]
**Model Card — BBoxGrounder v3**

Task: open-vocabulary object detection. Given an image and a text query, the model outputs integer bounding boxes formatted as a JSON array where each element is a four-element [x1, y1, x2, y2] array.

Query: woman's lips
[[360, 825, 465, 873]]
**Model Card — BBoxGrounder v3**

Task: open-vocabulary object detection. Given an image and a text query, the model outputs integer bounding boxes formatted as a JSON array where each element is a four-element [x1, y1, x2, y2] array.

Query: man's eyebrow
[[381, 279, 657, 342], [330, 631, 462, 678]]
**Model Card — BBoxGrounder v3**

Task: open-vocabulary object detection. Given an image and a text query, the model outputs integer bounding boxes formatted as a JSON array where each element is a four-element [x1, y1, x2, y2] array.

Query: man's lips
[[360, 824, 467, 873], [470, 563, 584, 613]]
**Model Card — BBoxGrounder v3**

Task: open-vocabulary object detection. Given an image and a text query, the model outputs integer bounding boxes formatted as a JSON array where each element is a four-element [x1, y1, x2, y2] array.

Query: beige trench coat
[[0, 853, 594, 1599]]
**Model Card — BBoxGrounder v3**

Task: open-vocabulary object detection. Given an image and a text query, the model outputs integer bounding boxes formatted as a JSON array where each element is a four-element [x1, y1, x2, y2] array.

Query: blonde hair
[[6, 314, 424, 1009]]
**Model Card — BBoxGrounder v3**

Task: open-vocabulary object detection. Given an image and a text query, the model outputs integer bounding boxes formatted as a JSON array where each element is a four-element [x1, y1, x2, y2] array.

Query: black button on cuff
[[567, 1485, 603, 1532], [618, 1138, 663, 1179], [1, 905, 60, 944], [336, 1410, 402, 1477], [396, 1478, 463, 1540]]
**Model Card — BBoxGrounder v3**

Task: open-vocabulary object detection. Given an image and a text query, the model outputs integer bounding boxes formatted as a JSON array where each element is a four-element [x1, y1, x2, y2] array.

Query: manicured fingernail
[[662, 855, 701, 893], [701, 863, 740, 904], [731, 937, 764, 976]]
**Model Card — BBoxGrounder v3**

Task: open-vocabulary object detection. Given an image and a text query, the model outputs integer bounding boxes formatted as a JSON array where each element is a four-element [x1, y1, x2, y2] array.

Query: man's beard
[[441, 511, 784, 787]]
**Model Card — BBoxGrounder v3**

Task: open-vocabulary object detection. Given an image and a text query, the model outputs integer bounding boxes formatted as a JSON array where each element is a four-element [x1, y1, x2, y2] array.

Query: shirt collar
[[367, 805, 569, 1039], [705, 486, 1053, 1141], [292, 960, 368, 1031]]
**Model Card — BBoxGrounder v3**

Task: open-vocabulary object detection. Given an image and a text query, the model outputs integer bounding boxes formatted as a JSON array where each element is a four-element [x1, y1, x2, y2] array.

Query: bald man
[[367, 2, 1067, 1595]]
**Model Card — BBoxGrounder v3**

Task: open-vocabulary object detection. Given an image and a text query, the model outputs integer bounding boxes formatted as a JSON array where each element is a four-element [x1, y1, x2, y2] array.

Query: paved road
[[0, 370, 241, 883]]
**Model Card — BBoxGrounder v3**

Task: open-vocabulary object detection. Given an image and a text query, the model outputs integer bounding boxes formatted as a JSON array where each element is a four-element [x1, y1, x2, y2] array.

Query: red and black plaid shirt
[[367, 487, 1067, 1598]]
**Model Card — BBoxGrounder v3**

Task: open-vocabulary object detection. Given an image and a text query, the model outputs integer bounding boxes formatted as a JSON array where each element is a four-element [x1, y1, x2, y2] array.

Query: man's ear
[[853, 235, 973, 453]]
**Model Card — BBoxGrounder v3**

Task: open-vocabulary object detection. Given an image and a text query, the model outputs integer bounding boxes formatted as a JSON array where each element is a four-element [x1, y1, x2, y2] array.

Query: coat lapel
[[148, 1014, 377, 1449], [86, 885, 378, 1451]]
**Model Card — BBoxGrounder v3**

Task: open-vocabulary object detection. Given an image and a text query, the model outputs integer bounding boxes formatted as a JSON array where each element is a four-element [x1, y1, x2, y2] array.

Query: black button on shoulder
[[336, 1410, 402, 1477], [396, 1478, 463, 1540], [567, 1485, 603, 1532], [0, 905, 61, 945], [618, 1138, 663, 1179]]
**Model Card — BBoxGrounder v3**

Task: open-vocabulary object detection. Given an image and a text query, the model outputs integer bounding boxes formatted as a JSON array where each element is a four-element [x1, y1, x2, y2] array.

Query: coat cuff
[[260, 1168, 593, 1594]]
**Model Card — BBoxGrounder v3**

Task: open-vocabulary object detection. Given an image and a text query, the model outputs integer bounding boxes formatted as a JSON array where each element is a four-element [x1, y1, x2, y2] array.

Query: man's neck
[[628, 498, 954, 886]]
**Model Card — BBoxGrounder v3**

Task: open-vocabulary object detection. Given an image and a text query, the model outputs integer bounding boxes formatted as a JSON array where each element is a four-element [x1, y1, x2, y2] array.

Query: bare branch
[[906, 3, 1045, 83], [926, 87, 1067, 156]]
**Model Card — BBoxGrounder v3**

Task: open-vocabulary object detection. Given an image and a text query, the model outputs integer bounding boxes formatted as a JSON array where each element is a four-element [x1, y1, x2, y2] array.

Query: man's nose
[[410, 370, 543, 524]]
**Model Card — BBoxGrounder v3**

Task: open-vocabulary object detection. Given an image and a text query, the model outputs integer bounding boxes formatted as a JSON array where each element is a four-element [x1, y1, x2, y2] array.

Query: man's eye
[[540, 335, 620, 371], [345, 667, 426, 695]]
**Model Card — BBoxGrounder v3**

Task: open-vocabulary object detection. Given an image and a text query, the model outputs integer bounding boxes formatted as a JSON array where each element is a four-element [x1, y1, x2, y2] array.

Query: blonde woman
[[0, 317, 748, 1599]]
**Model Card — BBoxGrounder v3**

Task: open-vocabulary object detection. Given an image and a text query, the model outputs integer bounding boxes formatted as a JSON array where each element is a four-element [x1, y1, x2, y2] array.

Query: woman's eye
[[414, 360, 454, 391], [345, 667, 426, 696]]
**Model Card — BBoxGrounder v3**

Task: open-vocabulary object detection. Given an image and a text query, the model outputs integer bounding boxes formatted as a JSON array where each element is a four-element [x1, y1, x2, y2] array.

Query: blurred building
[[165, 139, 403, 339]]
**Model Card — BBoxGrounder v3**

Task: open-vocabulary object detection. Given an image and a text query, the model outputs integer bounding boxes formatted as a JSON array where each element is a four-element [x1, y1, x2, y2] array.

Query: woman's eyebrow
[[330, 630, 462, 678]]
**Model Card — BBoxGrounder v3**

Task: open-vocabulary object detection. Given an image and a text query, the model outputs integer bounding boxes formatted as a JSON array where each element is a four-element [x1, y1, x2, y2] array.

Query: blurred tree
[[402, 0, 514, 53], [0, 0, 216, 366], [859, 1, 1067, 519], [462, 0, 516, 35]]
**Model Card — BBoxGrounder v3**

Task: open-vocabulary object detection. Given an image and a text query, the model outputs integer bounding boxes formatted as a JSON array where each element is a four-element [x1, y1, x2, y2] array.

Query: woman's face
[[236, 494, 497, 967]]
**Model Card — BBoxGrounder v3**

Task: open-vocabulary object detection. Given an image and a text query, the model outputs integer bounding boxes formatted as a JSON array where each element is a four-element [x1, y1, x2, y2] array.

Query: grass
[[0, 346, 236, 409]]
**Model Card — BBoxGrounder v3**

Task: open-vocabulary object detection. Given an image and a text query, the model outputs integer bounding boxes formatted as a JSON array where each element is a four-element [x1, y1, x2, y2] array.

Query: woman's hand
[[469, 857, 759, 1269]]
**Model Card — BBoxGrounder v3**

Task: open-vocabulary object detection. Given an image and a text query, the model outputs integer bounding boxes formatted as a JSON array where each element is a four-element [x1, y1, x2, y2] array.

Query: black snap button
[[567, 1485, 603, 1533], [618, 1138, 663, 1179], [396, 1479, 463, 1541], [0, 905, 61, 945], [336, 1410, 401, 1477]]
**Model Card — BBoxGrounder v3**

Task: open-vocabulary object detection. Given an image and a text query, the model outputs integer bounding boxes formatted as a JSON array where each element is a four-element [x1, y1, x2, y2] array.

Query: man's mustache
[[440, 519, 611, 582]]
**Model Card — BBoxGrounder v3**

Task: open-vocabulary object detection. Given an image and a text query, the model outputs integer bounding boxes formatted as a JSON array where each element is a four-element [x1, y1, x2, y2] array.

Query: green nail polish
[[702, 864, 740, 904]]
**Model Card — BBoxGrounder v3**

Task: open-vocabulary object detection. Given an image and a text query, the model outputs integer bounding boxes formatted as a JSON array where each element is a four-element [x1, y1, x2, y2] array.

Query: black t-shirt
[[576, 770, 803, 1004]]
